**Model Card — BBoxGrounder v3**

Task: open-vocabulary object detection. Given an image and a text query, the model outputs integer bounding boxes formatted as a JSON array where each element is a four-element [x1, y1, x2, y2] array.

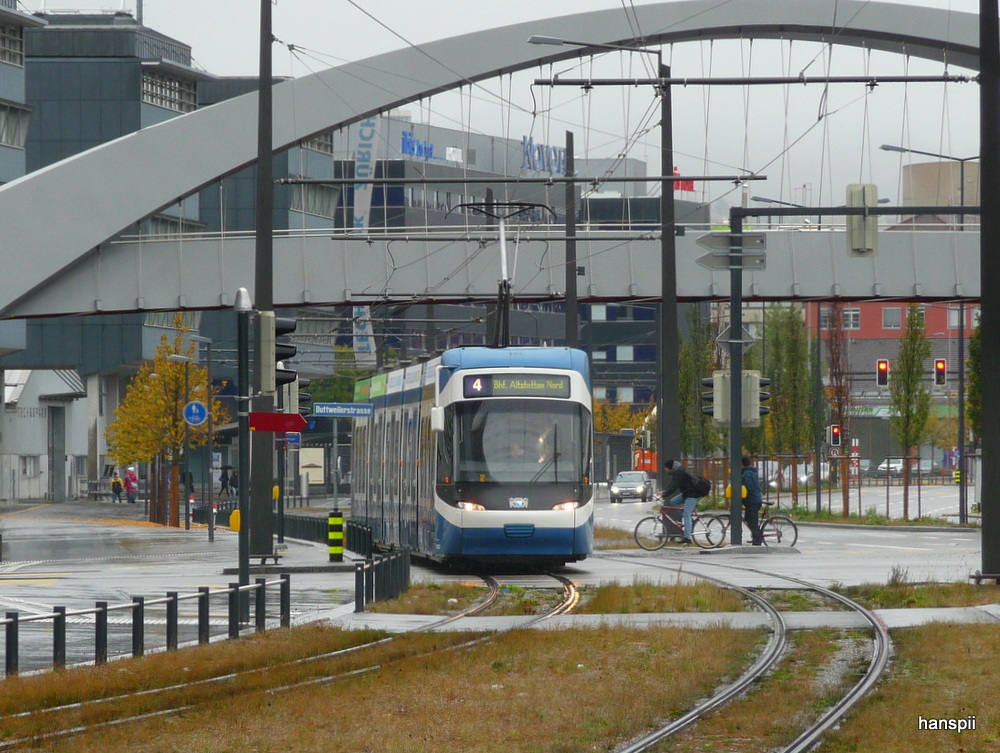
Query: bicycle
[[633, 501, 724, 550], [718, 501, 799, 547]]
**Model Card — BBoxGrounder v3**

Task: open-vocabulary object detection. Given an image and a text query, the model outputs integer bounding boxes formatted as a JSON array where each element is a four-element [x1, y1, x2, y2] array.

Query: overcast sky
[[21, 1, 984, 214]]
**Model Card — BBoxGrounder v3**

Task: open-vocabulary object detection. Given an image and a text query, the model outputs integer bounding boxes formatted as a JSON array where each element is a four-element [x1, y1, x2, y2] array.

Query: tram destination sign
[[464, 373, 570, 399]]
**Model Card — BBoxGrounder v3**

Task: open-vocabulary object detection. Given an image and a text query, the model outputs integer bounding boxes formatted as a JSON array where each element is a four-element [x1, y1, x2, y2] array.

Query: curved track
[[601, 553, 892, 752], [0, 572, 581, 749]]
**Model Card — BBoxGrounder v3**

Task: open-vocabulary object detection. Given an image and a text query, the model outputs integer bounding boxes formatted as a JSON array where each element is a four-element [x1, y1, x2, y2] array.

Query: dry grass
[[819, 623, 1000, 752], [836, 567, 1000, 609], [594, 523, 637, 549], [666, 629, 868, 752], [9, 625, 760, 753], [367, 580, 487, 614], [578, 577, 748, 614]]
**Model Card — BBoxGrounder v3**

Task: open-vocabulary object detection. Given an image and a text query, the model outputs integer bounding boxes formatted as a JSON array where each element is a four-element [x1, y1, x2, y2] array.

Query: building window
[[291, 183, 340, 219], [590, 304, 607, 322], [618, 386, 634, 404], [593, 386, 607, 401], [0, 102, 30, 149], [883, 307, 902, 330], [843, 308, 860, 330], [300, 131, 334, 154], [616, 345, 634, 362], [973, 307, 981, 326], [912, 306, 926, 328], [947, 306, 963, 330], [141, 71, 197, 113], [20, 455, 39, 477], [591, 349, 607, 361], [0, 23, 23, 67], [819, 307, 834, 330]]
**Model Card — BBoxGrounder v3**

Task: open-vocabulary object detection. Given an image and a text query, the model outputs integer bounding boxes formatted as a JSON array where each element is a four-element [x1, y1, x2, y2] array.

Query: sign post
[[311, 404, 374, 505]]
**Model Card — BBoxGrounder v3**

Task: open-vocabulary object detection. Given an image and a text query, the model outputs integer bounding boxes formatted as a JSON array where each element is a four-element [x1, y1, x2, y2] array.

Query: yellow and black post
[[328, 509, 344, 563]]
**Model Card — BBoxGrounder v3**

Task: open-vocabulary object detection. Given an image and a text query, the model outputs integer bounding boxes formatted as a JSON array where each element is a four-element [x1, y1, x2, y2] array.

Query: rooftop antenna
[[449, 200, 554, 348]]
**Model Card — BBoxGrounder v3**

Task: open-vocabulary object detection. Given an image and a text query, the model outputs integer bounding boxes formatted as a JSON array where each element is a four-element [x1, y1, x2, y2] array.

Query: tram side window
[[436, 406, 454, 483]]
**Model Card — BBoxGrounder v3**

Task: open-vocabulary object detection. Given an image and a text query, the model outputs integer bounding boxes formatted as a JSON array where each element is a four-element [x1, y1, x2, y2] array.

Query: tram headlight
[[457, 501, 485, 511], [552, 501, 579, 511]]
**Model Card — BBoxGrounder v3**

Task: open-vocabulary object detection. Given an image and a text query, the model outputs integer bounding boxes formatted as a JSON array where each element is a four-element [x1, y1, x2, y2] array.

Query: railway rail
[[0, 572, 577, 749]]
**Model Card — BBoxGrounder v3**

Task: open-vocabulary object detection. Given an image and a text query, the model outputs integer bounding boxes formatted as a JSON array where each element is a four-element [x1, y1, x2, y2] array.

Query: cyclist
[[742, 455, 764, 546], [662, 459, 704, 546]]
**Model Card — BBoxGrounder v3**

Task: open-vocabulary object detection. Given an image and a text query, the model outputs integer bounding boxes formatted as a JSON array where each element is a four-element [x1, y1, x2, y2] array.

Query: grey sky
[[23, 1, 982, 213]]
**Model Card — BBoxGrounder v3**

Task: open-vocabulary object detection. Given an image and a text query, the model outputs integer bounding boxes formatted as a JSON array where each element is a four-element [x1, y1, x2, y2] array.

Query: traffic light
[[274, 315, 298, 388], [700, 370, 730, 426], [876, 359, 889, 386], [742, 370, 771, 427], [827, 424, 842, 446], [934, 358, 948, 387], [289, 375, 312, 416]]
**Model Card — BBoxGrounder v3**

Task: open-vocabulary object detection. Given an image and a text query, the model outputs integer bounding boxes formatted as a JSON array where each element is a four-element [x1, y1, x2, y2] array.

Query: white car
[[610, 471, 653, 504]]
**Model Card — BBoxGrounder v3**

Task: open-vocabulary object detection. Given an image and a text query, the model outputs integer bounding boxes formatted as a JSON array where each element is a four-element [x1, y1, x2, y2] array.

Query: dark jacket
[[742, 465, 763, 506], [663, 466, 699, 498]]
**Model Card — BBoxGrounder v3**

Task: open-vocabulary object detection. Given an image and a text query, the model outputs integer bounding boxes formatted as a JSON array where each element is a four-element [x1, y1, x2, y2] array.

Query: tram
[[350, 346, 594, 565]]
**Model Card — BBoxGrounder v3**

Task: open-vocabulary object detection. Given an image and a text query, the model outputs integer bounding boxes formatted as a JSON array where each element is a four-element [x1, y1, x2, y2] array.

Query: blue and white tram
[[351, 346, 594, 565]]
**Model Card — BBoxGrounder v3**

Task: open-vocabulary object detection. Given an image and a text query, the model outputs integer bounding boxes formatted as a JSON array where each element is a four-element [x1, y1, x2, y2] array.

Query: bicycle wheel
[[694, 516, 725, 549], [634, 516, 670, 550], [762, 515, 798, 547]]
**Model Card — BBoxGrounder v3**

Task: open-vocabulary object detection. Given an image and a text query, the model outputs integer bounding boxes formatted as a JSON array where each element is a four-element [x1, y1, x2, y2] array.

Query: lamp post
[[528, 35, 680, 485], [188, 334, 214, 541], [235, 287, 252, 620], [880, 144, 978, 229], [167, 353, 192, 530]]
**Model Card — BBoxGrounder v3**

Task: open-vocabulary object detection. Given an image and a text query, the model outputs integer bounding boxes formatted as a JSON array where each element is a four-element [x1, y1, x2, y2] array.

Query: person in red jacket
[[124, 466, 139, 505]]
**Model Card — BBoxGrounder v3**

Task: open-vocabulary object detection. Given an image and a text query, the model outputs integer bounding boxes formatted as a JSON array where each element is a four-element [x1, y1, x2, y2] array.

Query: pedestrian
[[661, 458, 704, 546], [110, 471, 124, 504], [218, 468, 231, 499], [124, 466, 139, 505], [742, 455, 765, 546], [230, 470, 239, 497]]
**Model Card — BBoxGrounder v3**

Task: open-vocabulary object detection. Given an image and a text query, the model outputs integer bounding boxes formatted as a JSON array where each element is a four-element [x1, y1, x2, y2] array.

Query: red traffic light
[[876, 359, 889, 386], [828, 424, 842, 446], [934, 359, 947, 386]]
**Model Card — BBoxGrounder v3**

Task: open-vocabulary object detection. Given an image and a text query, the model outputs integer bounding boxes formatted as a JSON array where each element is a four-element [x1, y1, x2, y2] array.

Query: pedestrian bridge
[[0, 0, 980, 317]]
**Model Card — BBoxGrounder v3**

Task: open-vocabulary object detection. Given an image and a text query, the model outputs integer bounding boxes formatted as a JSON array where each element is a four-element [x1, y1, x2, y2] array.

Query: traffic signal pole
[[251, 0, 277, 562]]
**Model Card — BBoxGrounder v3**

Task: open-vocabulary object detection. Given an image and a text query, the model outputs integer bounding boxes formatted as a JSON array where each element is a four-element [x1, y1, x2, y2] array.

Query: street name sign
[[249, 411, 308, 433], [313, 402, 374, 418]]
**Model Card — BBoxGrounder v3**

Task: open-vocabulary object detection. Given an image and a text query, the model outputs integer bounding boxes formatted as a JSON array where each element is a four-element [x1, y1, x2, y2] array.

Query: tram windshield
[[451, 400, 591, 483]]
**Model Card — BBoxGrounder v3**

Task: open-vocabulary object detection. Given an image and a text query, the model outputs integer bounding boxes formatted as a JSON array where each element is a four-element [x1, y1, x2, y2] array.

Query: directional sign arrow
[[249, 411, 308, 433], [696, 249, 767, 271], [696, 231, 766, 250]]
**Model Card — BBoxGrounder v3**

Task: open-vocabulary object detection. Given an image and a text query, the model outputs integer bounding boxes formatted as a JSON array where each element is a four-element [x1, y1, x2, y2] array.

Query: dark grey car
[[610, 471, 653, 503]]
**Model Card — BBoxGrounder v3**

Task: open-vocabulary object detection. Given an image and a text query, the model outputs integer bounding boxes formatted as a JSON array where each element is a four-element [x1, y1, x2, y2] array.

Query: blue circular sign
[[183, 401, 208, 426]]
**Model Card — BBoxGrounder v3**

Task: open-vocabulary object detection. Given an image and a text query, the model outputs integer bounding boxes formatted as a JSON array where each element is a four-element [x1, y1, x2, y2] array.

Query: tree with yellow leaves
[[105, 320, 230, 526]]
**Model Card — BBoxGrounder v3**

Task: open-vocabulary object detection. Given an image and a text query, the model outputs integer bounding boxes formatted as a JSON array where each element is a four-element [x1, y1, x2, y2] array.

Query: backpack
[[692, 474, 712, 497], [111, 478, 123, 492]]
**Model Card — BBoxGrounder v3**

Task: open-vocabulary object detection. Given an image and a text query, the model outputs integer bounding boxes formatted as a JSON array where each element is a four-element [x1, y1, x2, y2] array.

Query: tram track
[[601, 553, 892, 753], [0, 572, 579, 749]]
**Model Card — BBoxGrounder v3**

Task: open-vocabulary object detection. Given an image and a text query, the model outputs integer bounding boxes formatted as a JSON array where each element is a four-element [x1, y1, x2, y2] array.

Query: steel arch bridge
[[0, 0, 979, 317]]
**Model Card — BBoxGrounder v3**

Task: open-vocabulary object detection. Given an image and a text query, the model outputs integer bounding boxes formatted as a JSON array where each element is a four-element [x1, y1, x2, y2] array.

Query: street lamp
[[880, 144, 978, 229], [167, 353, 192, 529], [527, 34, 682, 495]]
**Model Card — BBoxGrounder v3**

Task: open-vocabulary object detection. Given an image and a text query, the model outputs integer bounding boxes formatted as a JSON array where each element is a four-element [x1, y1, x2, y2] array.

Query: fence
[[2, 575, 291, 677], [354, 549, 411, 613]]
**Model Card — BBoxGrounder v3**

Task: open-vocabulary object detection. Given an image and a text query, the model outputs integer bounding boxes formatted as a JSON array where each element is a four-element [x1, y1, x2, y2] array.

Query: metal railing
[[354, 549, 410, 613], [2, 575, 291, 677]]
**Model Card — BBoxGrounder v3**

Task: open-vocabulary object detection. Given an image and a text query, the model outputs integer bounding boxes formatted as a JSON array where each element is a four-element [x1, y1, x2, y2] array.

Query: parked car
[[876, 459, 904, 477], [610, 470, 653, 503]]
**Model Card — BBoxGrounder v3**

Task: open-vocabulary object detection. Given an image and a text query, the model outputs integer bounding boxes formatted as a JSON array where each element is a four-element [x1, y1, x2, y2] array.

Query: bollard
[[198, 587, 211, 644], [328, 509, 344, 562], [280, 574, 291, 628], [355, 562, 365, 613], [5, 611, 18, 677], [228, 583, 240, 639], [53, 606, 66, 668], [95, 601, 108, 665], [255, 578, 267, 633], [132, 595, 145, 658], [166, 592, 179, 650]]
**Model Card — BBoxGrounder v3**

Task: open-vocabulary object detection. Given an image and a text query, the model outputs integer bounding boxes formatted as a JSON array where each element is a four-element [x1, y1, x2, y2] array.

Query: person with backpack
[[110, 472, 124, 504], [662, 459, 708, 546], [742, 455, 765, 546]]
